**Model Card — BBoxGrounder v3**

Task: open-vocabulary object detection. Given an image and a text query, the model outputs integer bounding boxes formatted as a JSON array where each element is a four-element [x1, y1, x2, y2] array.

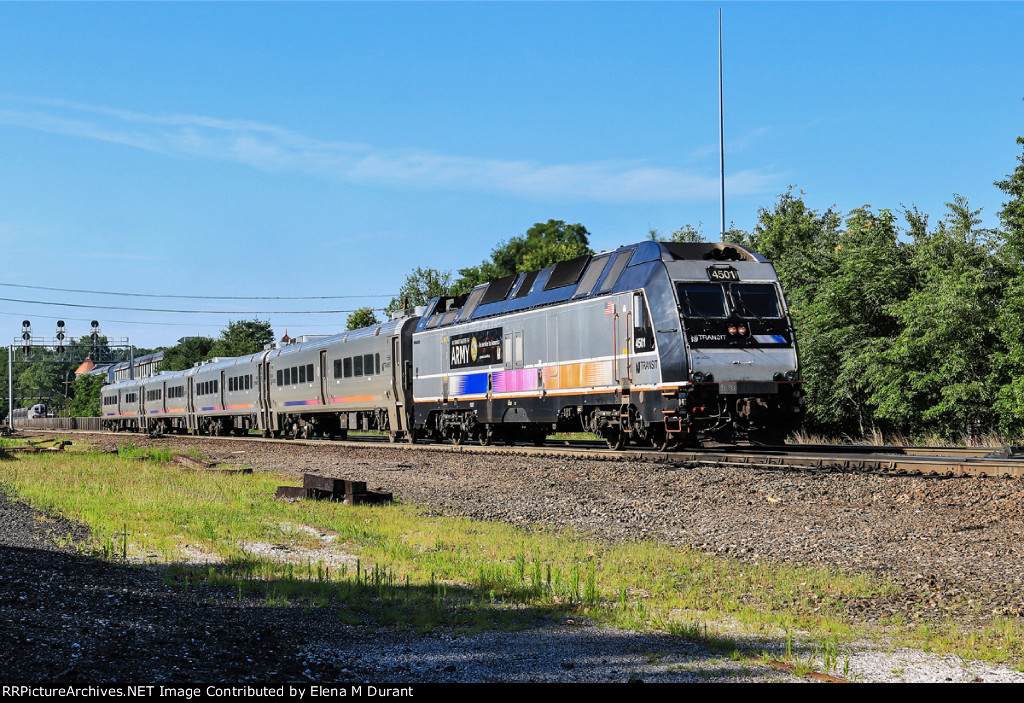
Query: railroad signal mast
[[6, 320, 135, 426]]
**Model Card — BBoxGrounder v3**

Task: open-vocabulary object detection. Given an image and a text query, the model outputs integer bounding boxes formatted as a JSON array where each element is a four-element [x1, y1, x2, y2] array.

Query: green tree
[[453, 220, 592, 293], [346, 306, 381, 330], [866, 196, 1005, 437], [160, 336, 216, 371], [992, 135, 1024, 432], [793, 207, 913, 433], [649, 223, 706, 243], [209, 319, 275, 359], [385, 267, 454, 315], [67, 373, 105, 417]]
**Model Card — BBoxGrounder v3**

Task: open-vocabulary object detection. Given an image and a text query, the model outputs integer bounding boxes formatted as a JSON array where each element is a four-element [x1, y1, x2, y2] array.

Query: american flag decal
[[604, 301, 615, 315]]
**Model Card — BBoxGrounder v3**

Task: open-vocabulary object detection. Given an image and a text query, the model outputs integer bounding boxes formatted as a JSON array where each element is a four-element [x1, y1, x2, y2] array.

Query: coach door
[[186, 377, 195, 432], [220, 370, 227, 412], [388, 337, 407, 433], [319, 350, 329, 405], [258, 361, 272, 432]]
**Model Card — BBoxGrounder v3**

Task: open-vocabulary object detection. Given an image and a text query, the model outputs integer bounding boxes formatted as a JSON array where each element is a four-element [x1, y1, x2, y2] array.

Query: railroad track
[[14, 428, 1024, 478]]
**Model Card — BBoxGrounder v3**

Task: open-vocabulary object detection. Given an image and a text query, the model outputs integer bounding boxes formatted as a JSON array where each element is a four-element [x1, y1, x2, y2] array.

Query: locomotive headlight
[[691, 371, 706, 383], [727, 325, 737, 336], [785, 370, 798, 381], [737, 325, 748, 336]]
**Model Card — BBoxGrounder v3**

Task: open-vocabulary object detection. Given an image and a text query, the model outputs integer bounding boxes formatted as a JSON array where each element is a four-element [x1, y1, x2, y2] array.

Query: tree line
[[7, 133, 1022, 440]]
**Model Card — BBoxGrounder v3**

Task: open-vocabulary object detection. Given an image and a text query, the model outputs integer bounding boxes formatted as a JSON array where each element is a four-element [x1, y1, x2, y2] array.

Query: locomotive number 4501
[[707, 266, 740, 282]]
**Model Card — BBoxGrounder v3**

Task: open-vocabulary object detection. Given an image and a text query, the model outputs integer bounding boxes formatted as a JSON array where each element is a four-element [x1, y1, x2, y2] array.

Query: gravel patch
[[5, 431, 1024, 682]]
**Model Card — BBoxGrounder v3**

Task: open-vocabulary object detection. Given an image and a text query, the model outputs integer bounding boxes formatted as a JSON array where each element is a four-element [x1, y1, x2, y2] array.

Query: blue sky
[[1, 2, 1022, 349]]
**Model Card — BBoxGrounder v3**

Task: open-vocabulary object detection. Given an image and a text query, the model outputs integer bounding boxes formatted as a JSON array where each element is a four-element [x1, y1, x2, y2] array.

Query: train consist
[[11, 404, 49, 421], [100, 240, 804, 449]]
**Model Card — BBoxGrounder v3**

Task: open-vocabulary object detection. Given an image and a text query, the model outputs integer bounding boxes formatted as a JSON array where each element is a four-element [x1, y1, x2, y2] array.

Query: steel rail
[[16, 429, 1024, 478]]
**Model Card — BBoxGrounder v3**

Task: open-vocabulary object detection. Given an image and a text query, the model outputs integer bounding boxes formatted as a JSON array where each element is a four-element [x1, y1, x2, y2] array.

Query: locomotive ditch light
[[784, 370, 799, 382], [737, 325, 748, 336], [727, 325, 737, 336]]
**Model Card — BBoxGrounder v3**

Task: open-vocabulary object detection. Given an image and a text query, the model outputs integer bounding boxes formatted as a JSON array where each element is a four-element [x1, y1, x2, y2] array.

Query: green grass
[[1, 447, 1022, 668], [789, 428, 1014, 448]]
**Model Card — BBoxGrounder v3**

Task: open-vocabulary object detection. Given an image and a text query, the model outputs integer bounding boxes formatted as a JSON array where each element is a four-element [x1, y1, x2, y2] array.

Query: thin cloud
[[0, 95, 784, 203]]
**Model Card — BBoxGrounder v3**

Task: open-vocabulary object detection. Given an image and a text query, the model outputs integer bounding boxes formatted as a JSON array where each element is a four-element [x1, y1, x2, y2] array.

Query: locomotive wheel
[[603, 428, 625, 451], [532, 432, 548, 447], [388, 432, 399, 443], [503, 428, 518, 446], [478, 426, 493, 446], [448, 428, 466, 446], [650, 425, 676, 452], [406, 429, 417, 444]]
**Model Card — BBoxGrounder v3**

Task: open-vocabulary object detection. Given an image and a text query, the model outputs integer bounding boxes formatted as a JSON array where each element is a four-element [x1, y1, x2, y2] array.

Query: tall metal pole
[[718, 8, 726, 239], [8, 345, 13, 429]]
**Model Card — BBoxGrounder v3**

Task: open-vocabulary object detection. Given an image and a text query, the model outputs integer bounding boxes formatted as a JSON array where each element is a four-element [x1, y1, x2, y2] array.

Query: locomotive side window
[[676, 283, 728, 318], [574, 254, 610, 298], [731, 283, 783, 318], [598, 251, 632, 293]]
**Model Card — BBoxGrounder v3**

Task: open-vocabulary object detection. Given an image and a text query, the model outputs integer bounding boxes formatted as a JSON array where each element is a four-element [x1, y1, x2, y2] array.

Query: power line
[[0, 281, 394, 300], [0, 310, 381, 330], [0, 296, 375, 315]]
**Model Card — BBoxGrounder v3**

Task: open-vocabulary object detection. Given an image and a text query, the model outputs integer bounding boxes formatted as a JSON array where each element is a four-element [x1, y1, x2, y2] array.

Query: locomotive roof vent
[[661, 242, 761, 263]]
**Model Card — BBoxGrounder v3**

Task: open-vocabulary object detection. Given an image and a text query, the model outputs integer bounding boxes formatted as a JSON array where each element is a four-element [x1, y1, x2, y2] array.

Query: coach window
[[277, 370, 283, 386], [307, 363, 314, 381], [246, 375, 252, 390], [376, 353, 380, 374], [354, 355, 363, 377], [334, 359, 342, 379], [343, 358, 352, 378], [299, 365, 306, 384], [363, 354, 373, 376]]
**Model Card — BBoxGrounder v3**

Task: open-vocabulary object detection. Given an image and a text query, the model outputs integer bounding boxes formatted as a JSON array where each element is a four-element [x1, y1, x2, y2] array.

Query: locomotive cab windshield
[[676, 281, 784, 321], [730, 283, 783, 319]]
